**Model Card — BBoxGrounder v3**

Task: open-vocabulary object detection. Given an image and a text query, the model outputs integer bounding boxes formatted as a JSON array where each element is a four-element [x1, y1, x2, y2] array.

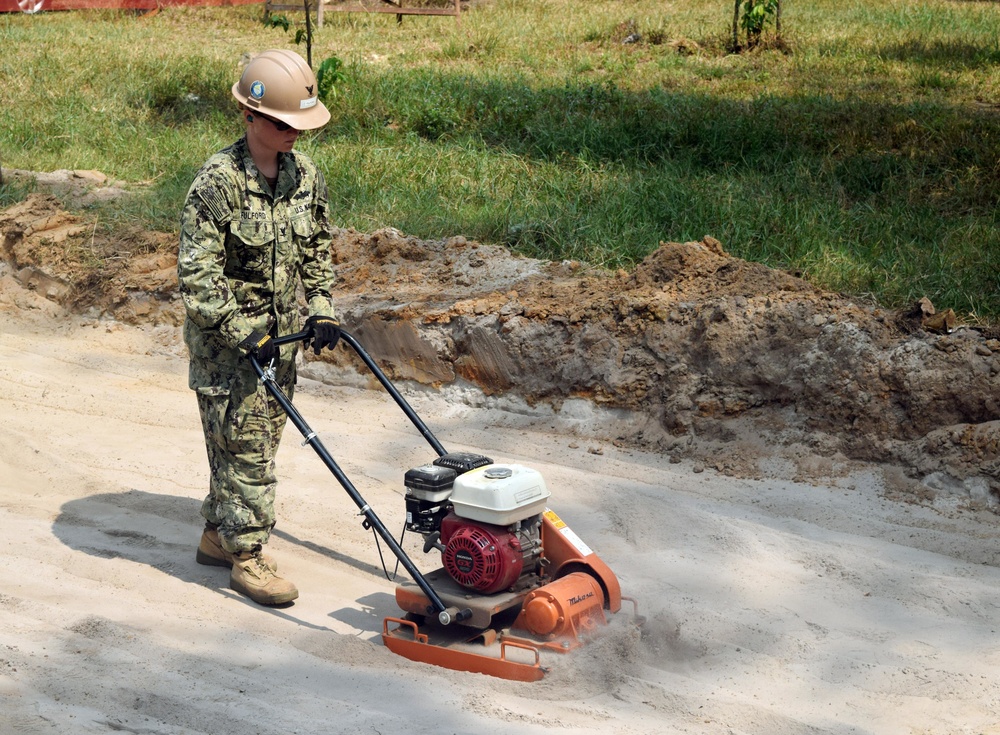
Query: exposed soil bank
[[3, 172, 1000, 735], [2, 180, 998, 509]]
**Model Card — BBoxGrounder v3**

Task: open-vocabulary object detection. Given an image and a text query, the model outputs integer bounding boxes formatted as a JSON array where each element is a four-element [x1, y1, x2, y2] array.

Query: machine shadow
[[328, 591, 399, 634], [270, 525, 407, 581]]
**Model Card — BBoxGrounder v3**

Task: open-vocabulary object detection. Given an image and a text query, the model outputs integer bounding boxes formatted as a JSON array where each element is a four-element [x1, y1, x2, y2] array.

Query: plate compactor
[[253, 330, 640, 682]]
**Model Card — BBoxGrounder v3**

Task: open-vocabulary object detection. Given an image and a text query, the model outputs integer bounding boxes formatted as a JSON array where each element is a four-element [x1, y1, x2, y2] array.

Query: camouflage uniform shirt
[[177, 135, 337, 390]]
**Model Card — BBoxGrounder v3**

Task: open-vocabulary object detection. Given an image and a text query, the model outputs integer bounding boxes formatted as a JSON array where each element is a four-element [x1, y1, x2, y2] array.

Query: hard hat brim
[[232, 82, 331, 131]]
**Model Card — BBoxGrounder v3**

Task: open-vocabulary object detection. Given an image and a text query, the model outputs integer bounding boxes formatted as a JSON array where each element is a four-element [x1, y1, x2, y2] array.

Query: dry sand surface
[[3, 272, 1000, 735]]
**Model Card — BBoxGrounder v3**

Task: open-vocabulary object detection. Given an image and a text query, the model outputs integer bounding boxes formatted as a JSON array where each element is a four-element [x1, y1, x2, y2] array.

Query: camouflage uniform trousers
[[195, 358, 295, 554]]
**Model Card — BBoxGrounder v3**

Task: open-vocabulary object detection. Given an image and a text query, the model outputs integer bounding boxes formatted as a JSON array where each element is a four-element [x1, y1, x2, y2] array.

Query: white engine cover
[[449, 464, 551, 526]]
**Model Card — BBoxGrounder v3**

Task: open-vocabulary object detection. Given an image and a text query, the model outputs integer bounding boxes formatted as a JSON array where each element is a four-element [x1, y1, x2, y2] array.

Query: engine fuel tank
[[449, 464, 551, 526]]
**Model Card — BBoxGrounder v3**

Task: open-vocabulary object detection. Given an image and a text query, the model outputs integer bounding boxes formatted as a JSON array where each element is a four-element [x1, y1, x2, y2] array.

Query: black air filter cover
[[404, 464, 457, 494], [433, 452, 493, 475]]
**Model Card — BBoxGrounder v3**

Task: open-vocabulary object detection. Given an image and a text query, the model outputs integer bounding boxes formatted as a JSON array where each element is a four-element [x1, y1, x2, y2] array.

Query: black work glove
[[239, 330, 278, 365], [304, 315, 341, 356]]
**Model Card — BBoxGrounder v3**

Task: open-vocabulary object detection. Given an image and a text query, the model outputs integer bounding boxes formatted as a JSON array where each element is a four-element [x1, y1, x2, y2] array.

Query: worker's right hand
[[239, 330, 278, 365]]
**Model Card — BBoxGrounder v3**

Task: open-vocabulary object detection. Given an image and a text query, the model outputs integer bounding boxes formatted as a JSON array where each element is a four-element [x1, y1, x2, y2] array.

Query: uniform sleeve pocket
[[290, 213, 315, 240]]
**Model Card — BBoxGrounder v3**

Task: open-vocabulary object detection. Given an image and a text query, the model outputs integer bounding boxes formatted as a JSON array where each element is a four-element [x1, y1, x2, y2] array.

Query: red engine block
[[439, 513, 524, 594]]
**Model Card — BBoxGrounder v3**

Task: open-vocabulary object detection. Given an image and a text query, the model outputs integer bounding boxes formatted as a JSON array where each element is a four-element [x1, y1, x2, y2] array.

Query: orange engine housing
[[516, 572, 607, 639]]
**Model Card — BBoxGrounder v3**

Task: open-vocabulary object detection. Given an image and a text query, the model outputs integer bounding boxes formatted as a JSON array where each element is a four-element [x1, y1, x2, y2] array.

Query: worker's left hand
[[304, 315, 341, 355]]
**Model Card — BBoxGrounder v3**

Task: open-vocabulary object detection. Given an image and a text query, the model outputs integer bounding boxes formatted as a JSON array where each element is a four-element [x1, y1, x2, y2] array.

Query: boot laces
[[241, 548, 273, 580]]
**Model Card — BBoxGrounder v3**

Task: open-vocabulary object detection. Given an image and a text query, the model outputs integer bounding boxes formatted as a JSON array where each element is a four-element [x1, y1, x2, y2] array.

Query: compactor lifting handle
[[251, 329, 470, 626]]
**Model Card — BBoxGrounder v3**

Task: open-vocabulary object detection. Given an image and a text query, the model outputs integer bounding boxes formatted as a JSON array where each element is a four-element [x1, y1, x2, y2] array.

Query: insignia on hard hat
[[249, 80, 265, 100]]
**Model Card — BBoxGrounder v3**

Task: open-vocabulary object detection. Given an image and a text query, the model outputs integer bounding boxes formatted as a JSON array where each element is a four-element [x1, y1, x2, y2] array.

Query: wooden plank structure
[[0, 0, 257, 11], [266, 0, 460, 26], [0, 0, 458, 24]]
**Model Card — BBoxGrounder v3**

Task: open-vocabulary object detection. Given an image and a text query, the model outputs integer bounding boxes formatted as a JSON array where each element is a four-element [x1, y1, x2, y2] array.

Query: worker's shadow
[[52, 488, 206, 583], [52, 489, 396, 632]]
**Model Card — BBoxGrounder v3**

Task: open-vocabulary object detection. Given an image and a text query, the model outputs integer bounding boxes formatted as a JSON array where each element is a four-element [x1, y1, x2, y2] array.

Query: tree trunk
[[304, 0, 313, 68], [746, 0, 761, 49], [732, 0, 741, 51]]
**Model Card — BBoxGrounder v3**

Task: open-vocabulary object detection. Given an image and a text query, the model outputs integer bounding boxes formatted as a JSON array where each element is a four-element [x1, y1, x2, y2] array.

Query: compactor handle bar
[[273, 329, 447, 457], [250, 329, 470, 626]]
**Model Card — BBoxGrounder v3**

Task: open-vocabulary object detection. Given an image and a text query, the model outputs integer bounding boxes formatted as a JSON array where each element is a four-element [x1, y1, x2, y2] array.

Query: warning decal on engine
[[543, 509, 593, 557]]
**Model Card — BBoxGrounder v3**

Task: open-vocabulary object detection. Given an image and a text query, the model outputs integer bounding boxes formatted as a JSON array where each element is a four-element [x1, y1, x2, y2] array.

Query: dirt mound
[[0, 193, 179, 323], [2, 189, 999, 506]]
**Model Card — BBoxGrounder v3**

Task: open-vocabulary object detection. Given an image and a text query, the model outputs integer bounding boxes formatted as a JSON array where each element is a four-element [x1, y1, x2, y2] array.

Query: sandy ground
[[2, 285, 1000, 735]]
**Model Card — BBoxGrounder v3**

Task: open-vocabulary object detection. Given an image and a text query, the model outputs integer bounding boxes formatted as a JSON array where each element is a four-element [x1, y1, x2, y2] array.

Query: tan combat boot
[[230, 548, 299, 606], [196, 526, 277, 572]]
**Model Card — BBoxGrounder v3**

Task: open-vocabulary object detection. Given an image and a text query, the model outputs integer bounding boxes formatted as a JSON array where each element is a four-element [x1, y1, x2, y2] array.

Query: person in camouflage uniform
[[178, 49, 341, 606]]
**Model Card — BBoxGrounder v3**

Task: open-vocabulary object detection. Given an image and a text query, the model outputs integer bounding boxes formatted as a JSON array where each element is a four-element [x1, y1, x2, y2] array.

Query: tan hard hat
[[232, 49, 331, 130]]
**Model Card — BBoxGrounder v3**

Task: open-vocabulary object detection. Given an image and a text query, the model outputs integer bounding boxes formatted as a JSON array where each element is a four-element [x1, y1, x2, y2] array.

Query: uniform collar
[[237, 136, 297, 199]]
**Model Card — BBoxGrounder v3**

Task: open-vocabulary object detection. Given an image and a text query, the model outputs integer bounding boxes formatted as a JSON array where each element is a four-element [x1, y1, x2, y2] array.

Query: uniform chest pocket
[[227, 219, 275, 277]]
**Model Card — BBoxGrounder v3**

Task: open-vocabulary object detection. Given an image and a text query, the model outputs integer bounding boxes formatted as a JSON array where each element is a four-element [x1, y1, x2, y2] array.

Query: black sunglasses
[[256, 112, 296, 132]]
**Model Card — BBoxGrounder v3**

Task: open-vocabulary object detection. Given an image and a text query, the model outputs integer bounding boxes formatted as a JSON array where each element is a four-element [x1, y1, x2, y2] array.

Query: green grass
[[1, 1, 999, 320]]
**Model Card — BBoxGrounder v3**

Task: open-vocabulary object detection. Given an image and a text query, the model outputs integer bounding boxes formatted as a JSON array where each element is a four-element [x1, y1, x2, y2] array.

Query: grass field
[[1, 0, 998, 319]]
